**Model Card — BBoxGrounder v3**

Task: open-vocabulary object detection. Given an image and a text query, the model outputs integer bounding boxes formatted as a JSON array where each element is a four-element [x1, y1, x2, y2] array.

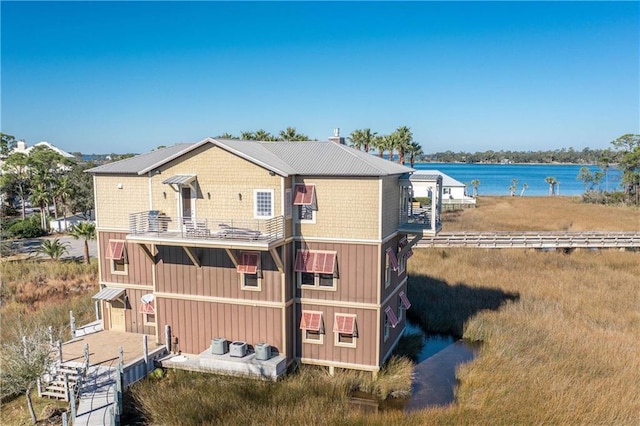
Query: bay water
[[413, 163, 622, 196]]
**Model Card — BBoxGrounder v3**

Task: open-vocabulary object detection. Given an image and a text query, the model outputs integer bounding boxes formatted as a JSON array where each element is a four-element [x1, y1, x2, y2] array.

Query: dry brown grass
[[443, 196, 640, 232], [406, 248, 640, 424]]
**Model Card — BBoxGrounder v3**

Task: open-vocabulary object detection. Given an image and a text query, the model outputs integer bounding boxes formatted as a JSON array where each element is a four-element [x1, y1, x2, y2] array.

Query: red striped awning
[[300, 311, 323, 331], [237, 252, 259, 274], [386, 248, 399, 271], [398, 236, 413, 259], [333, 314, 356, 334], [385, 306, 399, 328], [293, 184, 315, 205], [295, 250, 336, 274], [399, 291, 411, 310], [105, 241, 125, 260], [139, 300, 155, 315]]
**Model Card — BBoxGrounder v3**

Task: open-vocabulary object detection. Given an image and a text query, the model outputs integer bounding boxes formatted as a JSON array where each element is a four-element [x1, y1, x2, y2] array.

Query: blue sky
[[1, 1, 638, 155]]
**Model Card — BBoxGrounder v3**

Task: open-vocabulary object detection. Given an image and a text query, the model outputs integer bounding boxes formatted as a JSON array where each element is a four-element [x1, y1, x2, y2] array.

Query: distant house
[[87, 133, 443, 375], [410, 170, 476, 207], [13, 140, 75, 159]]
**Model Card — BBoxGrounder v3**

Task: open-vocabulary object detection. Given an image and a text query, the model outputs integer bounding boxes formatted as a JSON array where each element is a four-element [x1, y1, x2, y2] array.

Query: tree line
[[0, 133, 95, 229], [428, 147, 619, 165]]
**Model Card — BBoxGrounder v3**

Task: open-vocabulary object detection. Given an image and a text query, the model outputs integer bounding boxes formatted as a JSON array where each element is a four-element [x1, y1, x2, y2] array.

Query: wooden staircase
[[39, 365, 85, 401]]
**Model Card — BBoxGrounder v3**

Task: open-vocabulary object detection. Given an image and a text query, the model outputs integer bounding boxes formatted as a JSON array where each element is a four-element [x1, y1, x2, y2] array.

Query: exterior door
[[181, 186, 193, 219], [109, 300, 126, 332]]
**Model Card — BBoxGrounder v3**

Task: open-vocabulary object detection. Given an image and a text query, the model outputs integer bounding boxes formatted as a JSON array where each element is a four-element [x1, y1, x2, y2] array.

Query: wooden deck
[[62, 329, 158, 366], [416, 231, 640, 249]]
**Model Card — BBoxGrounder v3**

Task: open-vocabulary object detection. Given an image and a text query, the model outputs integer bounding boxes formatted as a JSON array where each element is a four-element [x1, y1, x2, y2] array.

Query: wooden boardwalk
[[416, 231, 640, 249]]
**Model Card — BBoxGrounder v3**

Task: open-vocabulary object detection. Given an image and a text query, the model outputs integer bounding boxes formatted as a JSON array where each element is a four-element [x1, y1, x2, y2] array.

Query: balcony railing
[[128, 211, 285, 244]]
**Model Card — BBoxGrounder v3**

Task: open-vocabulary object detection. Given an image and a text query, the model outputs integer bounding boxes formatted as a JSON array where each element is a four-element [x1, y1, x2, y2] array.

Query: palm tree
[[545, 176, 558, 196], [217, 133, 237, 139], [37, 238, 69, 261], [279, 127, 308, 142], [240, 131, 255, 140], [29, 183, 49, 231], [407, 141, 424, 168], [69, 222, 96, 264], [471, 179, 480, 197], [509, 179, 518, 197], [372, 135, 386, 158], [392, 126, 413, 165], [348, 128, 377, 153], [54, 175, 73, 229], [520, 183, 528, 196], [253, 129, 274, 141], [378, 134, 396, 161]]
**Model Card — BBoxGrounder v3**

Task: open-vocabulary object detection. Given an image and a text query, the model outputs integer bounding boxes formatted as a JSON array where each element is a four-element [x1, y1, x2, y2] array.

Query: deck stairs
[[39, 364, 85, 401]]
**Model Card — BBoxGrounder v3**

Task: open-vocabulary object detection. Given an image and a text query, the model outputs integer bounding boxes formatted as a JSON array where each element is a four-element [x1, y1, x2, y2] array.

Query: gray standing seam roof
[[92, 287, 126, 301], [87, 138, 413, 177]]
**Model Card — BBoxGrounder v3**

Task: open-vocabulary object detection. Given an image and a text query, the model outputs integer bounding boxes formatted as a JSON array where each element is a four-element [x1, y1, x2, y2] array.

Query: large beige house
[[88, 135, 442, 374]]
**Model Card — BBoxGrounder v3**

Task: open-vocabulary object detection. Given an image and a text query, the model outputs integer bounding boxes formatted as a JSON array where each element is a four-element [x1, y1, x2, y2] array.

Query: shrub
[[7, 216, 45, 238]]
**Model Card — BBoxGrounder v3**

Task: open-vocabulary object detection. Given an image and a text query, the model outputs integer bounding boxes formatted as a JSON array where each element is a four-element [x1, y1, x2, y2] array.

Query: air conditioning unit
[[255, 342, 271, 361], [229, 341, 247, 357], [211, 338, 228, 355]]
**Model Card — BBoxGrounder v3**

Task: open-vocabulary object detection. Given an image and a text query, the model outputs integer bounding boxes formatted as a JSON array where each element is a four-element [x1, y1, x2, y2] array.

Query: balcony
[[398, 205, 442, 235], [127, 211, 285, 249]]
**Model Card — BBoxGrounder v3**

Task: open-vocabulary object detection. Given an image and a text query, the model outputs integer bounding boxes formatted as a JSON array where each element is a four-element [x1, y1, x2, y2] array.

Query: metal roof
[[92, 287, 126, 301], [162, 174, 196, 185], [86, 143, 194, 174], [411, 170, 465, 187], [87, 138, 413, 178]]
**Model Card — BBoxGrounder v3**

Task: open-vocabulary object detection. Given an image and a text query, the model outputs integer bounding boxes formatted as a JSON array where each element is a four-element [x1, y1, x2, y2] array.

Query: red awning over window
[[139, 300, 155, 315], [385, 306, 399, 328], [300, 311, 323, 331], [293, 184, 315, 205], [105, 241, 125, 260], [295, 250, 337, 274], [399, 291, 412, 310], [313, 252, 336, 274], [237, 252, 259, 274], [398, 236, 413, 259], [386, 248, 399, 271], [333, 314, 356, 334]]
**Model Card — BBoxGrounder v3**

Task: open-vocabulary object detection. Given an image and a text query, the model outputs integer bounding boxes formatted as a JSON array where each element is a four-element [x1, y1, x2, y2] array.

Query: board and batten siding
[[379, 281, 409, 365], [158, 298, 283, 355], [296, 303, 377, 368], [295, 241, 379, 305], [94, 175, 149, 229], [294, 177, 379, 241], [380, 236, 406, 302], [148, 144, 283, 222], [98, 231, 154, 286], [155, 246, 282, 303]]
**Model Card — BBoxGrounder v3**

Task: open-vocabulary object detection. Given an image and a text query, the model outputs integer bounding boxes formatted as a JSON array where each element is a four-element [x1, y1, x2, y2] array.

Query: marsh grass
[[408, 248, 640, 424], [133, 359, 413, 425], [443, 196, 639, 231]]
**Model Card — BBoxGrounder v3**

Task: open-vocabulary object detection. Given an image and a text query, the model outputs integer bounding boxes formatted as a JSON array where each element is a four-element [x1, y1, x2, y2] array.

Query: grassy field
[[443, 195, 640, 231], [2, 197, 638, 424]]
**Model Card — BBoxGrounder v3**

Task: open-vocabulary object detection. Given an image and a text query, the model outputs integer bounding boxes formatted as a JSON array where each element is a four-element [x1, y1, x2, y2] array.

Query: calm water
[[414, 163, 622, 196]]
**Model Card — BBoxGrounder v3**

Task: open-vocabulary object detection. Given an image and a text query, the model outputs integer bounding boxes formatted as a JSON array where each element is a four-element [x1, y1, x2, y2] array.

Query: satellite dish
[[141, 294, 155, 304]]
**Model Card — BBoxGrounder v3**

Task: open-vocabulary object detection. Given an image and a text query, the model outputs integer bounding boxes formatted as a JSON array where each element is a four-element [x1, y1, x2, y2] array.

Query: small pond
[[350, 320, 480, 413]]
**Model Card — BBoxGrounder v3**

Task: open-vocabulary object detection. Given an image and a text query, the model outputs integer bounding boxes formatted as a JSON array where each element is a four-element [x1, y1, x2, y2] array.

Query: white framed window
[[106, 240, 128, 276], [384, 306, 399, 342], [295, 250, 338, 290], [139, 297, 156, 326], [385, 255, 392, 288], [293, 184, 316, 224], [398, 254, 406, 275], [385, 247, 398, 287], [144, 313, 156, 326], [398, 291, 411, 322], [300, 310, 324, 345], [254, 189, 274, 219], [285, 189, 292, 219], [334, 314, 357, 348], [237, 251, 261, 291]]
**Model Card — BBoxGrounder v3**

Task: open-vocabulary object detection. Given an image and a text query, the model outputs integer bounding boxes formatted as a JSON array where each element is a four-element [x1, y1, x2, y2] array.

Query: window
[[285, 189, 292, 219], [398, 291, 411, 322], [295, 250, 338, 290], [385, 254, 392, 288], [293, 184, 316, 223], [237, 252, 261, 291], [139, 298, 156, 326], [334, 314, 357, 348], [106, 240, 128, 275], [254, 190, 274, 218], [384, 315, 390, 342], [300, 310, 324, 344], [385, 247, 398, 285]]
